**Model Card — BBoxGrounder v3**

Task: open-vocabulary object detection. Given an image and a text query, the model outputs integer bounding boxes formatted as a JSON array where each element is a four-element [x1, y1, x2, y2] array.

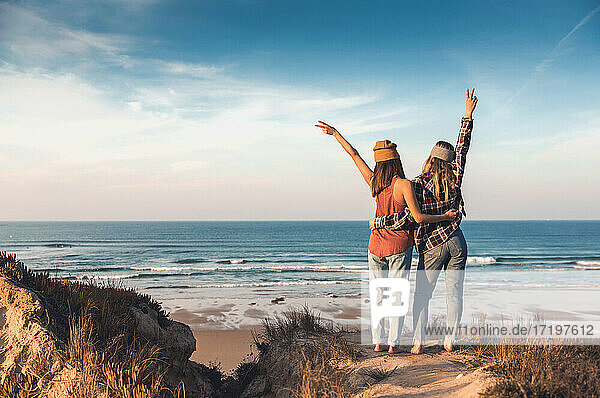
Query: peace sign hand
[[315, 120, 339, 136], [465, 88, 478, 118]]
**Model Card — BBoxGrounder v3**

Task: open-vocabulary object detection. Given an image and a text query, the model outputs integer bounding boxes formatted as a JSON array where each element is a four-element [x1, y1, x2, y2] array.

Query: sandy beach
[[189, 329, 256, 373], [169, 296, 363, 371], [166, 281, 600, 373], [170, 307, 259, 372], [166, 296, 364, 330]]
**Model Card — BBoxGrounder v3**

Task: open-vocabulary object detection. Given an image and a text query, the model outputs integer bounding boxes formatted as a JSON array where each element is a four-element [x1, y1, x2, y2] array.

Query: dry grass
[[357, 366, 397, 385], [261, 306, 333, 342], [295, 351, 350, 398], [466, 344, 600, 397], [252, 306, 359, 398], [64, 311, 166, 398], [258, 309, 600, 397], [0, 252, 168, 346], [0, 253, 188, 398], [0, 348, 58, 398], [232, 361, 261, 394]]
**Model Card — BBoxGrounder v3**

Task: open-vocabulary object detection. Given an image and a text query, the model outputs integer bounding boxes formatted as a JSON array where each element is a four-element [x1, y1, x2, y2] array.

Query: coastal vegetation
[[0, 252, 220, 397], [477, 344, 600, 397]]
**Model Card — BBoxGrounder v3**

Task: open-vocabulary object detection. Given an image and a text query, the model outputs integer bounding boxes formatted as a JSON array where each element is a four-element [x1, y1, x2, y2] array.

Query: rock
[[130, 304, 196, 365], [0, 277, 65, 391], [129, 304, 212, 395]]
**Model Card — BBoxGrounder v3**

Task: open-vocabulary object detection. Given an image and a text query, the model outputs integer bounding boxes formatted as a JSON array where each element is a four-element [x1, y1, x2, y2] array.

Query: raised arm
[[393, 179, 458, 224], [316, 121, 373, 186], [455, 89, 477, 187]]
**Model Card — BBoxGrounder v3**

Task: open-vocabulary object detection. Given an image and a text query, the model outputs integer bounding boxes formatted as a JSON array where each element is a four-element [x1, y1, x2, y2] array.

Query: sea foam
[[575, 260, 600, 266], [190, 280, 361, 289], [410, 256, 496, 265], [573, 260, 600, 270]]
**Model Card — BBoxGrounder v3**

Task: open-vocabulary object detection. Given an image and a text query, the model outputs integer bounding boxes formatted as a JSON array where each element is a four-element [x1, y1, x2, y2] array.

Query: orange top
[[368, 176, 414, 257]]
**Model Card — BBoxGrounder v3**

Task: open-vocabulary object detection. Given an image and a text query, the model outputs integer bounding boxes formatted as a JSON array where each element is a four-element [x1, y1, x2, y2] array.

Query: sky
[[0, 0, 599, 221]]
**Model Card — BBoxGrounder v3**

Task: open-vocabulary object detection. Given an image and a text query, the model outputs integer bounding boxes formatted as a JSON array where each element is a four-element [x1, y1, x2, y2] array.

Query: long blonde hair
[[422, 141, 456, 201]]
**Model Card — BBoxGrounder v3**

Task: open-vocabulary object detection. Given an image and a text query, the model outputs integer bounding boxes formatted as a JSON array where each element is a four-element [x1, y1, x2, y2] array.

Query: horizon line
[[0, 219, 599, 222]]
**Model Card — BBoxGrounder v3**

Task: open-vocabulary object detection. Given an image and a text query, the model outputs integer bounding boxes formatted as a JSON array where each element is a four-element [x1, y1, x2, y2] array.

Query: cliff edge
[[0, 252, 221, 397]]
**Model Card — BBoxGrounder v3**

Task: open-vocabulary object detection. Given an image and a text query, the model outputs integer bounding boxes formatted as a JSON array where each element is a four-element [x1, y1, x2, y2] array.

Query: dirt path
[[350, 344, 491, 397]]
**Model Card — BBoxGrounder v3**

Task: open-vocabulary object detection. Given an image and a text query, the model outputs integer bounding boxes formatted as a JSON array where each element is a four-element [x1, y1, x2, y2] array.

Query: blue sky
[[0, 0, 599, 220]]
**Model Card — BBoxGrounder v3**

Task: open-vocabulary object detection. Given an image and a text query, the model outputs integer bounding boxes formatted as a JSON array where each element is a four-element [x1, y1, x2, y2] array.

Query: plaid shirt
[[372, 117, 473, 254]]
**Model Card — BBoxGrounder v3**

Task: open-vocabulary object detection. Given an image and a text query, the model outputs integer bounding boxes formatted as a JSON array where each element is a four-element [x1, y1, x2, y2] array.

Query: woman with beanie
[[370, 88, 478, 354]]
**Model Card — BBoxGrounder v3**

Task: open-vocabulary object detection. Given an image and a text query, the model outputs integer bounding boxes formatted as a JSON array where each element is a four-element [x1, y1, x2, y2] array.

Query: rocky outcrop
[[131, 304, 196, 365], [0, 276, 65, 393], [0, 255, 222, 397], [129, 304, 223, 396]]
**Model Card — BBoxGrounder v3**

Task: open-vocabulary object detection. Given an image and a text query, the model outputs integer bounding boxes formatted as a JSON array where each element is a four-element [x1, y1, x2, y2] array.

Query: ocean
[[0, 221, 598, 306]]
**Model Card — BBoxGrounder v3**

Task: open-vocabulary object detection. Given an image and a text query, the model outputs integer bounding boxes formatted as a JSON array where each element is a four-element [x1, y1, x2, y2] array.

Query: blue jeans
[[368, 247, 413, 346], [413, 228, 467, 342]]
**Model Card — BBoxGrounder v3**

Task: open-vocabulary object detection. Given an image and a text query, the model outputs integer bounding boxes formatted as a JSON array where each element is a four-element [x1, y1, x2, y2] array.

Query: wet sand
[[166, 296, 364, 330], [190, 328, 256, 373], [171, 309, 258, 372]]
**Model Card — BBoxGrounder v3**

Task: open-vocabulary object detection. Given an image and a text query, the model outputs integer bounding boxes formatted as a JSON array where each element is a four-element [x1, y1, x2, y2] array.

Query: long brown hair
[[422, 141, 457, 201], [371, 158, 406, 197]]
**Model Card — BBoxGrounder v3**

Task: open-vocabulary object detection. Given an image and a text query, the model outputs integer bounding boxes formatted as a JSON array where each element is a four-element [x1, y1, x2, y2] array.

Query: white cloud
[[165, 62, 225, 79], [506, 4, 600, 105], [530, 128, 600, 165], [0, 67, 176, 161], [127, 101, 143, 111], [0, 3, 129, 66]]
